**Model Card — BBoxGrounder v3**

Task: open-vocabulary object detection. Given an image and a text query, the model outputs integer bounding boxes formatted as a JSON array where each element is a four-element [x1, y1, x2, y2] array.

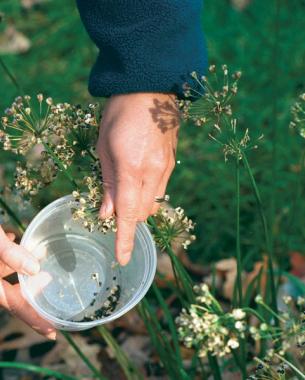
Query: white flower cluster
[[176, 283, 248, 358], [290, 92, 305, 139], [152, 205, 196, 251]]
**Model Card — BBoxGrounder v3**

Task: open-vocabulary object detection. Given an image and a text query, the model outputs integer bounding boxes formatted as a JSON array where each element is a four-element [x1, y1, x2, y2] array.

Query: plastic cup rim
[[18, 194, 157, 329]]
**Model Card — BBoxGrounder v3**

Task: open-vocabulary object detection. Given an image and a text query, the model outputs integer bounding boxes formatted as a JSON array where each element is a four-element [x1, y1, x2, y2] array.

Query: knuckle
[[150, 205, 160, 216], [137, 214, 148, 222], [117, 237, 134, 252], [148, 157, 167, 173], [168, 157, 176, 172], [118, 213, 137, 223]]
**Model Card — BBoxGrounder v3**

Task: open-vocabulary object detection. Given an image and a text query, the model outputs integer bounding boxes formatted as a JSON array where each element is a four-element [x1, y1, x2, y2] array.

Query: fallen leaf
[[120, 335, 151, 368], [290, 251, 305, 278], [108, 308, 146, 334], [0, 25, 31, 55], [0, 315, 47, 351], [21, 0, 48, 10], [42, 333, 101, 378], [231, 0, 252, 11]]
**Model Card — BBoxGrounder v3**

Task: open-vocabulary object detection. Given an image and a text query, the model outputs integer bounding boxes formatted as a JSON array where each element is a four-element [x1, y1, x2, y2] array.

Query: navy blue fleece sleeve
[[76, 0, 208, 98]]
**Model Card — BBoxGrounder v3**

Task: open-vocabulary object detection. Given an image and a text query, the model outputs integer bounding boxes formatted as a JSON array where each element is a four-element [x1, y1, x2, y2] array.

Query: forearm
[[76, 0, 208, 98]]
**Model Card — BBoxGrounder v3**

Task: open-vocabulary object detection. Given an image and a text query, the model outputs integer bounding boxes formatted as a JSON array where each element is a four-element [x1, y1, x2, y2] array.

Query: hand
[[0, 226, 56, 339], [97, 93, 179, 266]]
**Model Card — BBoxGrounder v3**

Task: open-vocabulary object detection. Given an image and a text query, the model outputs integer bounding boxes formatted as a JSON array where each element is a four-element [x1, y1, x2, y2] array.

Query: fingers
[[150, 158, 176, 216], [6, 232, 16, 242], [98, 145, 115, 220], [0, 262, 14, 278], [115, 173, 141, 266], [0, 226, 40, 276], [138, 172, 164, 221], [0, 280, 56, 340]]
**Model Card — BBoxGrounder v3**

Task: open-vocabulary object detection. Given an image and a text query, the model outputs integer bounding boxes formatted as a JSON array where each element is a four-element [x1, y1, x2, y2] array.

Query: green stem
[[0, 361, 78, 380], [207, 354, 222, 380], [258, 301, 285, 324], [274, 354, 305, 379], [235, 158, 247, 379], [97, 326, 143, 380], [235, 157, 243, 307], [61, 331, 107, 380], [0, 192, 25, 233], [243, 307, 267, 323], [283, 148, 305, 255], [42, 143, 78, 188], [269, 0, 281, 257], [152, 283, 182, 364], [242, 154, 278, 318], [148, 216, 195, 303], [0, 57, 24, 94]]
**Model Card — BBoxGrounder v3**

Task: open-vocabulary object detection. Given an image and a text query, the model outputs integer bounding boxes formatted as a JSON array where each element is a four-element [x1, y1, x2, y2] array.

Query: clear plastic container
[[18, 195, 157, 331]]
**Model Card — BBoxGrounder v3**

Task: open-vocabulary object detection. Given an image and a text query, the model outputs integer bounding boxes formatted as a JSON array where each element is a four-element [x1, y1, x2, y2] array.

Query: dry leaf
[[231, 0, 252, 11], [108, 308, 146, 334], [42, 333, 101, 378], [21, 0, 48, 10], [212, 257, 267, 300], [0, 315, 47, 351], [290, 251, 305, 278], [120, 335, 151, 369], [0, 25, 31, 55]]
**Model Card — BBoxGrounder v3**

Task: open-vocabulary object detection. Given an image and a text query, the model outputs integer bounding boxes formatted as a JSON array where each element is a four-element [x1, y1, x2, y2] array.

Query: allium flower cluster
[[209, 118, 263, 162], [176, 283, 249, 358], [0, 94, 71, 155], [152, 205, 196, 251], [71, 163, 116, 234], [0, 95, 101, 197], [179, 65, 264, 162], [290, 92, 305, 138], [179, 65, 241, 131], [69, 103, 99, 157]]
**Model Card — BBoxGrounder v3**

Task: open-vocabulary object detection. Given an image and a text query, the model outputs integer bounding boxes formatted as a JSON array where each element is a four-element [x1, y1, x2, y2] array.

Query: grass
[[1, 0, 305, 267], [0, 2, 305, 377]]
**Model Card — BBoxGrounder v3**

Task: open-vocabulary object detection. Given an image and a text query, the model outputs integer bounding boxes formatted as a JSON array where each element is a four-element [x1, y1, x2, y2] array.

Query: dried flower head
[[179, 65, 242, 131], [152, 205, 196, 251], [290, 92, 305, 139], [71, 162, 116, 234]]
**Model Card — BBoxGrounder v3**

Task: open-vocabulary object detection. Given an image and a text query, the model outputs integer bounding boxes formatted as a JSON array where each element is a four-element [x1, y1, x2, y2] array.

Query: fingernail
[[46, 331, 57, 340], [118, 252, 131, 266], [23, 258, 40, 275]]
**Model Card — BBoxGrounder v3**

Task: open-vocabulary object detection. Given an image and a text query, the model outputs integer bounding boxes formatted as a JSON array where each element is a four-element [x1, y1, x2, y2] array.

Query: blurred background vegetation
[[0, 0, 304, 270]]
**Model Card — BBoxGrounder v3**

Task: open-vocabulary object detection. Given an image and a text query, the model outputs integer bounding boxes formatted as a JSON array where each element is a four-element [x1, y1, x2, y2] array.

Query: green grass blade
[[0, 361, 78, 380], [244, 267, 263, 307], [61, 331, 107, 380], [152, 283, 182, 363], [139, 299, 188, 379], [97, 326, 143, 380]]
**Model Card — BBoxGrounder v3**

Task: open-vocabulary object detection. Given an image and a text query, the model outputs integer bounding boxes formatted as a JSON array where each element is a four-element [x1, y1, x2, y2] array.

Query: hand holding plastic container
[[18, 195, 157, 331]]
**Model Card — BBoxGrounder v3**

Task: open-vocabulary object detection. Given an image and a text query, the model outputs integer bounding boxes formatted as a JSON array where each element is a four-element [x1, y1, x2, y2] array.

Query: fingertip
[[46, 331, 57, 340], [117, 252, 132, 266]]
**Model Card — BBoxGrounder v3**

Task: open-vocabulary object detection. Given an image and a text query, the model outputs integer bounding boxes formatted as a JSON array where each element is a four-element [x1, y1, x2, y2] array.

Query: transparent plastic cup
[[18, 195, 157, 331]]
